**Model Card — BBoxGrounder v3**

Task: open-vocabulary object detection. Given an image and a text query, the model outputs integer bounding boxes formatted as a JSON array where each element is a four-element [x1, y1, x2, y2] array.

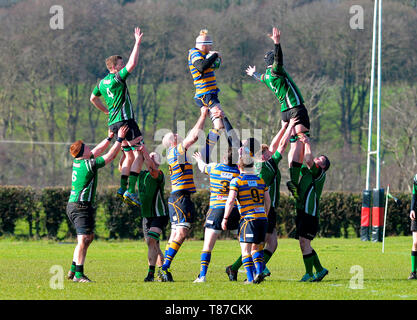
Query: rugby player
[[66, 125, 129, 283], [90, 27, 144, 207], [226, 119, 296, 281], [192, 147, 240, 283], [246, 27, 310, 202], [408, 174, 417, 280], [293, 134, 330, 282], [222, 153, 271, 284], [188, 29, 241, 163], [160, 106, 216, 281]]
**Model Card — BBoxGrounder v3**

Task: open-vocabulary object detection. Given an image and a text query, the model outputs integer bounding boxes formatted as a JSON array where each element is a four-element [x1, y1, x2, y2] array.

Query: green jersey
[[260, 44, 304, 112], [68, 156, 105, 204], [255, 151, 282, 208], [296, 164, 326, 217], [92, 67, 135, 126], [137, 170, 168, 218]]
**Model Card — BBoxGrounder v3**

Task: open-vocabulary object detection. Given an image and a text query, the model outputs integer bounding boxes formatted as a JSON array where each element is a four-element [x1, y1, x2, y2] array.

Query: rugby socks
[[199, 251, 211, 277], [162, 240, 182, 270], [164, 242, 170, 259], [128, 172, 139, 193], [289, 161, 302, 185], [70, 261, 76, 273], [263, 249, 273, 265], [120, 175, 128, 191], [202, 128, 221, 163], [75, 265, 84, 278], [242, 255, 255, 282], [302, 252, 315, 276], [148, 265, 156, 275], [412, 251, 417, 272], [252, 250, 264, 275], [231, 255, 243, 272], [312, 249, 323, 272]]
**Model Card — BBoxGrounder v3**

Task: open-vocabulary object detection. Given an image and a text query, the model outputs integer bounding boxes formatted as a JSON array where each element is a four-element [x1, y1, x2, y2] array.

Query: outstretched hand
[[246, 65, 256, 77], [134, 27, 143, 44], [268, 27, 281, 44], [193, 151, 202, 162], [117, 125, 129, 139]]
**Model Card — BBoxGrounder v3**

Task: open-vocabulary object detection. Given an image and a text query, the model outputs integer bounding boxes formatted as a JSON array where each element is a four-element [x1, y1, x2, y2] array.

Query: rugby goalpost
[[361, 0, 384, 243]]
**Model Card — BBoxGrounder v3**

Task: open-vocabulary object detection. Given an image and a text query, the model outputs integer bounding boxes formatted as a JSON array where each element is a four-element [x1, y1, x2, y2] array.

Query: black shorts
[[295, 209, 319, 240], [194, 92, 221, 108], [66, 202, 96, 235], [109, 119, 142, 142], [205, 207, 240, 231], [143, 216, 169, 238], [281, 104, 310, 130], [239, 218, 268, 244], [168, 191, 196, 228], [267, 207, 277, 233], [411, 220, 417, 232]]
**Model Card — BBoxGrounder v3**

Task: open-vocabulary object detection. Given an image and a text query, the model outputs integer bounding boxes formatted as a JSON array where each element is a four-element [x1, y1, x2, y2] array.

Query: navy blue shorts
[[239, 218, 267, 244], [194, 93, 221, 108], [205, 207, 240, 231], [168, 191, 196, 228]]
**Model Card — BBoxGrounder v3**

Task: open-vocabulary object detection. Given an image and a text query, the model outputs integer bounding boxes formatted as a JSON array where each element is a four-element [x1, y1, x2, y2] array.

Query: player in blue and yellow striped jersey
[[159, 106, 213, 282], [188, 29, 241, 163], [192, 147, 241, 283], [222, 154, 271, 284]]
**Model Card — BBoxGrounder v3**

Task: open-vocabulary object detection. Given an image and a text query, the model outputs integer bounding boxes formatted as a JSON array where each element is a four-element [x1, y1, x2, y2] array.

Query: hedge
[[0, 186, 412, 240]]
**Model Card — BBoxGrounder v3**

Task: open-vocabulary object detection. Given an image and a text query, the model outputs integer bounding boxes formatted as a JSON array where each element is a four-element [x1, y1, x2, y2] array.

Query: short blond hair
[[162, 132, 175, 148], [105, 55, 123, 72]]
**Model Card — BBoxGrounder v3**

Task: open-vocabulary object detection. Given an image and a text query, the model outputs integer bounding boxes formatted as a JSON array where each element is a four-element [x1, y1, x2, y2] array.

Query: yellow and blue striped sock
[[252, 250, 264, 276], [242, 255, 255, 282], [162, 240, 182, 270], [199, 251, 211, 277]]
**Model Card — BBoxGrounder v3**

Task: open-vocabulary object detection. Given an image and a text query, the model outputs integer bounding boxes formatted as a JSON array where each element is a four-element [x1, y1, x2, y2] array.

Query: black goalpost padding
[[361, 190, 372, 241], [371, 188, 385, 242]]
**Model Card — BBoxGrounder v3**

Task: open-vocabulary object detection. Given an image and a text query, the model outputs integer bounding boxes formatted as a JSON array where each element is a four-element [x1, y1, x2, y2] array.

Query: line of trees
[[0, 0, 416, 192]]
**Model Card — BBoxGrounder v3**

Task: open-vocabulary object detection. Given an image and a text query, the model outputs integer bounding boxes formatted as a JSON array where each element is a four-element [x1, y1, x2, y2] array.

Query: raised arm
[[245, 65, 263, 82], [277, 118, 297, 155], [268, 121, 289, 154], [182, 106, 209, 150], [91, 129, 114, 158], [221, 190, 237, 231], [101, 125, 129, 165], [300, 135, 314, 169], [193, 151, 208, 174], [125, 27, 143, 74], [268, 27, 283, 75], [139, 145, 159, 179]]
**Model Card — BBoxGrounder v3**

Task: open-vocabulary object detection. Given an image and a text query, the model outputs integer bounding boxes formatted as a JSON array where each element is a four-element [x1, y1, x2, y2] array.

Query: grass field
[[1, 236, 416, 300]]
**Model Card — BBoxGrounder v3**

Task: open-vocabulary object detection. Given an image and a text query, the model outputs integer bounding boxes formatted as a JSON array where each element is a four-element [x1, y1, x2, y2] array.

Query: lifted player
[[188, 29, 240, 163], [293, 135, 330, 282], [246, 27, 310, 202], [66, 125, 128, 282], [90, 27, 144, 207]]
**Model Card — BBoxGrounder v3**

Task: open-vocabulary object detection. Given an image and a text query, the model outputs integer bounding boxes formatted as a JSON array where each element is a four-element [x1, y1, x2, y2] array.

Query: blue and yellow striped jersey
[[167, 143, 196, 194], [230, 174, 268, 219], [188, 48, 219, 98], [205, 163, 240, 209]]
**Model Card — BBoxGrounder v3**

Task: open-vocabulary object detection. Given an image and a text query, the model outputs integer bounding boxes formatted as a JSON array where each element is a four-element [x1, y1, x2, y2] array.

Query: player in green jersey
[[138, 146, 169, 282], [293, 134, 330, 282], [246, 27, 310, 203], [90, 27, 144, 207], [408, 175, 417, 280], [225, 119, 296, 281], [66, 125, 129, 283]]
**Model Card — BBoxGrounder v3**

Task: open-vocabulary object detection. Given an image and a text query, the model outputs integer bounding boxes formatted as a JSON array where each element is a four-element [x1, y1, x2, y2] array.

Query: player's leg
[[224, 208, 242, 281], [118, 144, 134, 198], [161, 225, 189, 281], [194, 228, 219, 282], [241, 242, 255, 284], [123, 120, 144, 206], [408, 228, 417, 279], [73, 233, 94, 283], [263, 207, 278, 277], [251, 243, 265, 284], [298, 236, 315, 281]]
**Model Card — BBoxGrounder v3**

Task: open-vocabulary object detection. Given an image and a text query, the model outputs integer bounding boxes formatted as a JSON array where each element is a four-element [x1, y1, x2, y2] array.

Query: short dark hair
[[264, 50, 274, 67], [320, 155, 331, 171]]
